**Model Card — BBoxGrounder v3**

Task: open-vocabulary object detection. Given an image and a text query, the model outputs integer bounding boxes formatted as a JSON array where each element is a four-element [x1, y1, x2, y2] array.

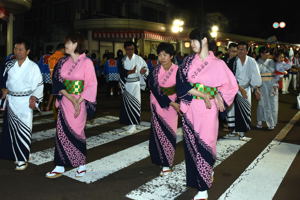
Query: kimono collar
[[126, 54, 136, 61], [17, 56, 29, 67], [195, 51, 215, 62]]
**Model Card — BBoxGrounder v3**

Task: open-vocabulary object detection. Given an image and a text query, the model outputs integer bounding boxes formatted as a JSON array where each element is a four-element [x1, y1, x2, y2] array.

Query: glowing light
[[212, 25, 219, 32], [184, 42, 190, 48], [279, 21, 286, 28], [210, 31, 218, 38], [273, 22, 279, 29], [216, 41, 222, 47]]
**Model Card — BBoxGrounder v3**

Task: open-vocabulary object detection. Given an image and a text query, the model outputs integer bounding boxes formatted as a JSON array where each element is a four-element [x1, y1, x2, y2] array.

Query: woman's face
[[191, 37, 207, 53], [191, 39, 201, 53], [158, 50, 173, 66], [65, 40, 77, 54]]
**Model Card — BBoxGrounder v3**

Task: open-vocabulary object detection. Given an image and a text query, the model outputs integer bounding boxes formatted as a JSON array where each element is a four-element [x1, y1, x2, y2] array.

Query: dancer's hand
[[140, 67, 147, 74], [70, 96, 81, 118], [128, 66, 137, 75], [203, 94, 212, 109], [215, 93, 225, 112], [29, 96, 37, 110], [1, 88, 8, 99], [170, 102, 181, 114], [240, 87, 248, 99], [254, 88, 261, 101]]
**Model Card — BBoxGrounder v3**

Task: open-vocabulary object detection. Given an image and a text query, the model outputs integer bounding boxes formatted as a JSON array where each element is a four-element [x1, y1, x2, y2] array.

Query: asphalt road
[[0, 89, 299, 200]]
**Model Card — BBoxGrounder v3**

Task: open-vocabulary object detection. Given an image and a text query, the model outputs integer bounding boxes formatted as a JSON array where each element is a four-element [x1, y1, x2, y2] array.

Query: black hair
[[124, 41, 135, 48], [14, 37, 31, 50], [65, 32, 85, 54], [189, 28, 217, 52], [237, 41, 249, 50], [258, 46, 269, 54], [228, 42, 238, 49], [117, 49, 123, 58], [156, 42, 175, 56]]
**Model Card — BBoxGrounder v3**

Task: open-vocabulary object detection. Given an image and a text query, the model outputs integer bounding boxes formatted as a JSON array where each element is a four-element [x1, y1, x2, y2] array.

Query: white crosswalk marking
[[31, 115, 119, 142], [218, 141, 300, 200], [126, 138, 250, 200], [29, 122, 150, 165], [64, 129, 183, 183]]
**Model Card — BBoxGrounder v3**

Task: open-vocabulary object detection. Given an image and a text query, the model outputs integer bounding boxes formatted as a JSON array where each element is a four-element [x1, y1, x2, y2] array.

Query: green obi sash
[[192, 83, 217, 100], [160, 85, 176, 96], [64, 80, 84, 95]]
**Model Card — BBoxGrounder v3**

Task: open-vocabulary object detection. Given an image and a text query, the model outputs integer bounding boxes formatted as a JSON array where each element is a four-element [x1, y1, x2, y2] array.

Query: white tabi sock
[[194, 190, 208, 199], [53, 166, 65, 173], [162, 166, 171, 171]]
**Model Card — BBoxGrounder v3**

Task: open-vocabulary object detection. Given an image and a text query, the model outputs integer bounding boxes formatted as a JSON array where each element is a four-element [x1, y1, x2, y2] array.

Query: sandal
[[75, 170, 86, 178], [15, 162, 28, 171], [159, 169, 172, 176], [45, 171, 63, 179]]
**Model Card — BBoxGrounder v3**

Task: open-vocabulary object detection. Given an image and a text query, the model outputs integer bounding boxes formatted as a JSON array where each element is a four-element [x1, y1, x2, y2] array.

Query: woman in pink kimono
[[148, 43, 180, 176], [176, 29, 238, 200], [46, 33, 97, 178]]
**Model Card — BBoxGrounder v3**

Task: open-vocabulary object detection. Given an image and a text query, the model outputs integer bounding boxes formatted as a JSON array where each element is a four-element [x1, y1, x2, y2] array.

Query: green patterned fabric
[[64, 80, 84, 95], [160, 85, 176, 96], [191, 83, 217, 100]]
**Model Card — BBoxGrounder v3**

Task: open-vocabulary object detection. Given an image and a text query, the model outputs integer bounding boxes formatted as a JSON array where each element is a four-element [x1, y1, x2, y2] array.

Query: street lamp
[[210, 25, 219, 38], [171, 19, 184, 33]]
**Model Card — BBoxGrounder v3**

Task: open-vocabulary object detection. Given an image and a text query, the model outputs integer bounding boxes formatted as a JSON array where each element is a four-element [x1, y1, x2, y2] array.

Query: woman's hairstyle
[[189, 28, 217, 52], [156, 42, 175, 56], [65, 32, 85, 54]]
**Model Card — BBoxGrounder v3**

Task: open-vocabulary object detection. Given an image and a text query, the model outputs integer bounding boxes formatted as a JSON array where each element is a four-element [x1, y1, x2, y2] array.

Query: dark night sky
[[171, 0, 300, 43]]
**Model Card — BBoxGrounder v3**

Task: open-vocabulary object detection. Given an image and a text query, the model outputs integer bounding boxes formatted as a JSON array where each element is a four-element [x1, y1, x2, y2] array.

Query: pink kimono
[[148, 64, 178, 167], [52, 53, 97, 167], [177, 52, 238, 191]]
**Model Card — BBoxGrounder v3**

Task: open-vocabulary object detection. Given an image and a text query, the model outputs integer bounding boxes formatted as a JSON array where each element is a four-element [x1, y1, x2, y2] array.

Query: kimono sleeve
[[175, 66, 193, 99], [31, 63, 44, 103], [217, 61, 239, 106], [81, 59, 98, 103], [249, 59, 262, 87], [148, 69, 171, 108]]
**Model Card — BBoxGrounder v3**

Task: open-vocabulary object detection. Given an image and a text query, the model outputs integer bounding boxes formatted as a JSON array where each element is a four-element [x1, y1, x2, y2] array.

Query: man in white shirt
[[226, 41, 262, 140], [119, 41, 148, 133], [0, 38, 43, 170]]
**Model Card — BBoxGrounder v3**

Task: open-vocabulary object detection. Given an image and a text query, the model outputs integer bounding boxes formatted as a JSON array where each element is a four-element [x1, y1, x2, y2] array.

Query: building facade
[[0, 0, 32, 57], [21, 0, 191, 59]]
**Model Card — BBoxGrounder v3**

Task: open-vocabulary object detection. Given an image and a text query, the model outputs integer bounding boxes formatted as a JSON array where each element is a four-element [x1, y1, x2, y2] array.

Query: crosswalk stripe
[[126, 138, 250, 200], [31, 115, 119, 142], [29, 121, 150, 165], [218, 141, 300, 200], [64, 129, 184, 183]]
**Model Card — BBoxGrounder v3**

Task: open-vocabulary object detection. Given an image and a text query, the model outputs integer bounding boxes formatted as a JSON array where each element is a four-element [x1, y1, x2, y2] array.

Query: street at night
[[0, 90, 300, 200], [1, 1, 300, 200]]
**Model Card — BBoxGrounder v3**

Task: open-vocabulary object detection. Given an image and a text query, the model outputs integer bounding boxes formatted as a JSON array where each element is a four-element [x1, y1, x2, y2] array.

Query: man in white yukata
[[119, 41, 148, 133], [0, 38, 43, 170], [225, 41, 262, 140]]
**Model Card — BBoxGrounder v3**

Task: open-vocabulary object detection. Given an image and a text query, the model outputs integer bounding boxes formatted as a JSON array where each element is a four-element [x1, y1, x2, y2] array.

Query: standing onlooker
[[176, 28, 238, 200], [226, 41, 262, 139], [46, 43, 65, 112], [0, 38, 43, 170], [38, 45, 53, 110], [46, 33, 97, 178], [104, 52, 120, 96], [223, 42, 238, 65]]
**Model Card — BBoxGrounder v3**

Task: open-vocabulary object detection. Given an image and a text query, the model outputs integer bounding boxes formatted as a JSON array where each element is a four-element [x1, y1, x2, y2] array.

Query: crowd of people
[[1, 27, 300, 200]]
